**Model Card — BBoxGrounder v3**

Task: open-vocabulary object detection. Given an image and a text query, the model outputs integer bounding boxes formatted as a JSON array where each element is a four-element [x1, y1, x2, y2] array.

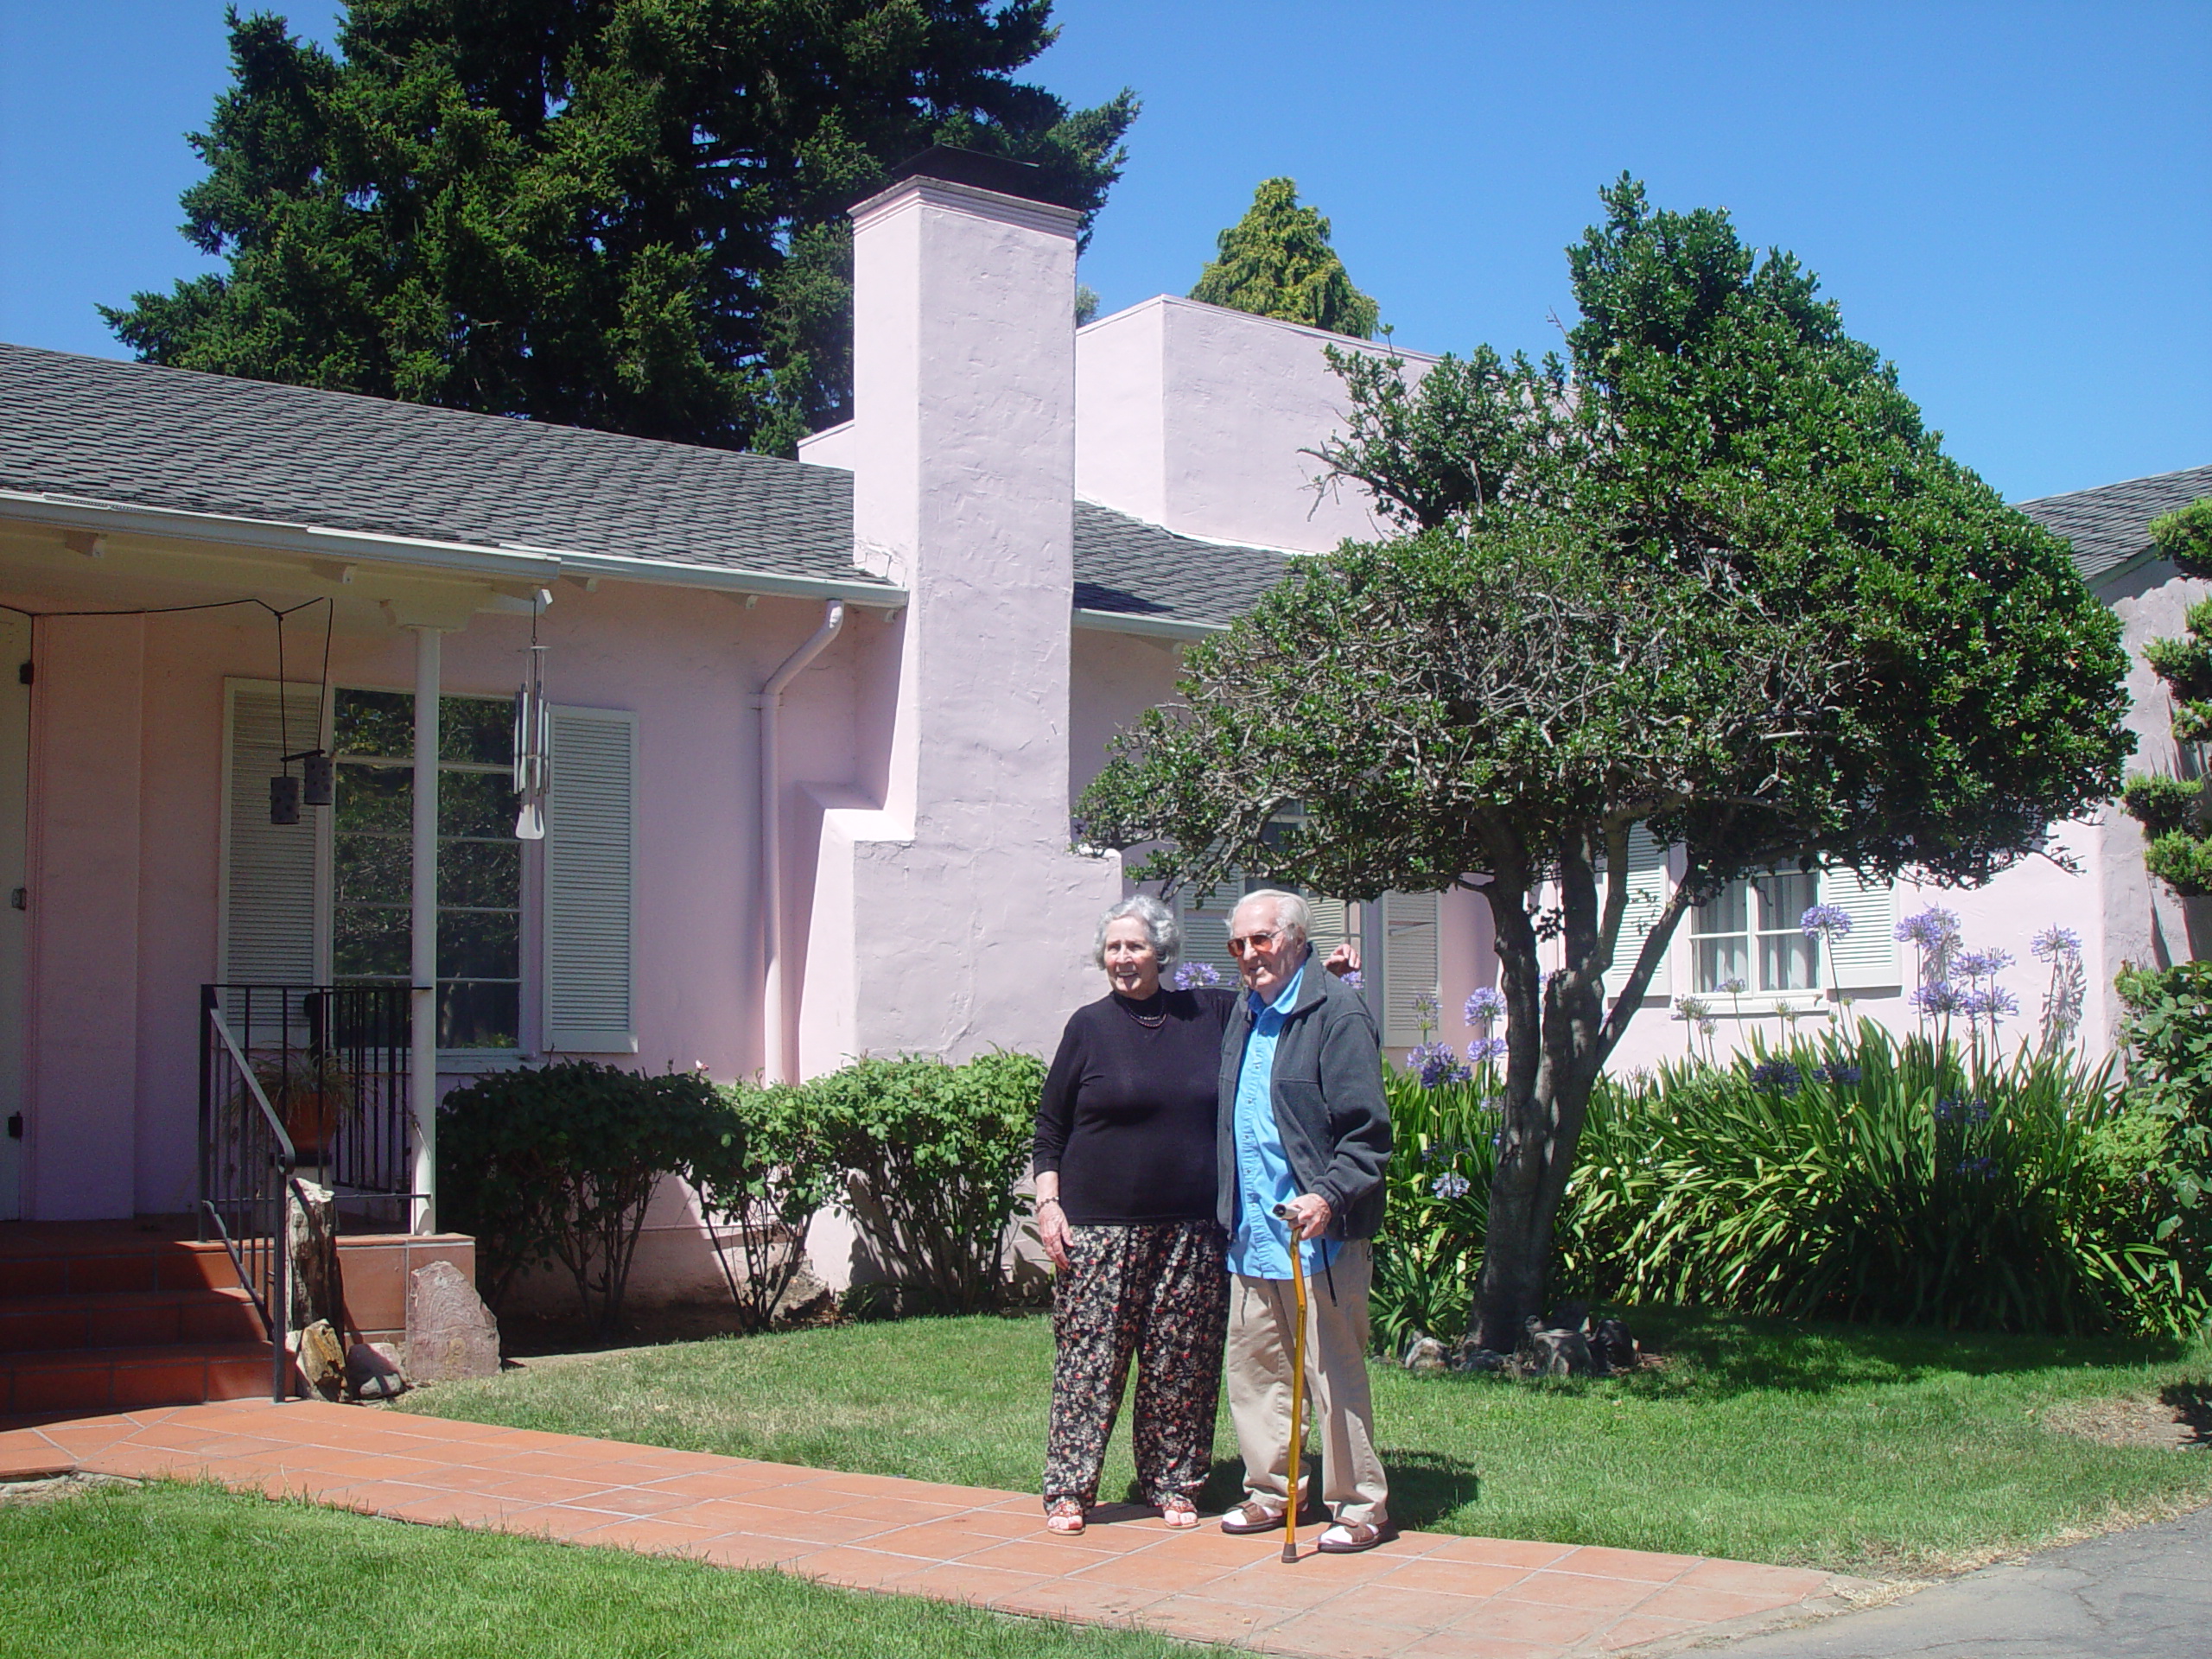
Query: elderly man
[[1216, 888, 1393, 1552]]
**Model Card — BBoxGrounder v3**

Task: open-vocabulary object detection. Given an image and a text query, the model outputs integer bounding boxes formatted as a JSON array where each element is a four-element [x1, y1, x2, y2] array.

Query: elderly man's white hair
[[1091, 893, 1180, 968], [1232, 888, 1311, 944]]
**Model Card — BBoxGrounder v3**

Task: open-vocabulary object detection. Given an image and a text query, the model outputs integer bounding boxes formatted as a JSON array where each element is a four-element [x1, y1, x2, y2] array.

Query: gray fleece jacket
[[1214, 957, 1393, 1243]]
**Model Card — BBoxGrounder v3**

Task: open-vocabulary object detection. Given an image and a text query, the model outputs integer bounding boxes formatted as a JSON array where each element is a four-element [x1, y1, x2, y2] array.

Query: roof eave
[[0, 489, 908, 607], [1072, 606, 1224, 641]]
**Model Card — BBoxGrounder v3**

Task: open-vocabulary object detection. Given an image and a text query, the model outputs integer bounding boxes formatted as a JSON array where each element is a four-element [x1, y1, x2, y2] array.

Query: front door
[[0, 613, 26, 1217]]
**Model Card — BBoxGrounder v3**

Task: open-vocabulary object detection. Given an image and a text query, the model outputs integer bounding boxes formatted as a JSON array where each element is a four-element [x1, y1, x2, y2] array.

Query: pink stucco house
[[0, 149, 2204, 1321]]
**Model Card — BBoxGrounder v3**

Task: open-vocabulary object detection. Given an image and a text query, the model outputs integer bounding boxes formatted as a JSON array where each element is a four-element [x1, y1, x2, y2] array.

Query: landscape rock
[[1402, 1334, 1448, 1375], [1524, 1325, 1596, 1377], [295, 1318, 345, 1398], [346, 1341, 408, 1401], [1591, 1316, 1639, 1374], [403, 1260, 500, 1382]]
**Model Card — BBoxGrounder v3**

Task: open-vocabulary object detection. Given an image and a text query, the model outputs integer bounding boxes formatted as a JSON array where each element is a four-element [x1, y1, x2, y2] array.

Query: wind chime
[[512, 594, 550, 841], [270, 599, 336, 825]]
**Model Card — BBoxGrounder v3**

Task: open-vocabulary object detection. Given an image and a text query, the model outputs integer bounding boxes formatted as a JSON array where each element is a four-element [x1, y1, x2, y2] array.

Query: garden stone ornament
[[403, 1260, 500, 1382]]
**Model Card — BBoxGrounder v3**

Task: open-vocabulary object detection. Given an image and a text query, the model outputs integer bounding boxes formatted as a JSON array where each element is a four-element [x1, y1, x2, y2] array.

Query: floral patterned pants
[[1043, 1220, 1229, 1510]]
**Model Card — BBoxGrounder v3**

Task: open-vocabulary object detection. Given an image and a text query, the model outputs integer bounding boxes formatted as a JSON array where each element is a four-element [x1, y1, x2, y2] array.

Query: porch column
[[410, 626, 442, 1233]]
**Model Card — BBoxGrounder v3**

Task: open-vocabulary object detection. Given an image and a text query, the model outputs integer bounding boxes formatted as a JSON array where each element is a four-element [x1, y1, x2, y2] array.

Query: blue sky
[[2, 1, 2204, 503]]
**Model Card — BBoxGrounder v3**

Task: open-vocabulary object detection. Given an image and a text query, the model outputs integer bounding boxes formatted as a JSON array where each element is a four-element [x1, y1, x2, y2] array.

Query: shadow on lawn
[[1487, 1305, 2207, 1401]]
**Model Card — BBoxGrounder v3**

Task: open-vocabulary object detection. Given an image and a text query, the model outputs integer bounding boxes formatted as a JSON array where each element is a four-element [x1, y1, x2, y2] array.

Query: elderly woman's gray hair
[[1092, 894, 1180, 968], [1233, 888, 1311, 944]]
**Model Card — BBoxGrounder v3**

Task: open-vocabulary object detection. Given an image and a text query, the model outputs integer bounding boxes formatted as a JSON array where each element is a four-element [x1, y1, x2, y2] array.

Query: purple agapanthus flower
[[1955, 1156, 2000, 1180], [1466, 1036, 1508, 1065], [1818, 1063, 1864, 1086], [1172, 961, 1221, 990], [1954, 948, 2015, 979], [1340, 969, 1364, 990], [1962, 984, 2018, 1021], [1800, 905, 1853, 938], [1912, 982, 1964, 1016], [1749, 1060, 1801, 1094], [1408, 1041, 1471, 1089], [2031, 926, 2082, 962], [1430, 1173, 1473, 1200], [1464, 988, 1506, 1026], [1897, 906, 1962, 949]]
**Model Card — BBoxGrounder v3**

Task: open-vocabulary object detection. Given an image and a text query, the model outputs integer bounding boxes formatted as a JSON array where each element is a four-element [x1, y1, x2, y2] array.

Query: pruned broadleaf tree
[[1077, 177, 2133, 1348]]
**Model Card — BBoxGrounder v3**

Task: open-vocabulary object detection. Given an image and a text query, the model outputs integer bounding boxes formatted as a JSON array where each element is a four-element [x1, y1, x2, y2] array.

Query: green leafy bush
[[2117, 962, 2212, 1287], [1371, 1021, 2206, 1349], [691, 1081, 842, 1331], [804, 1051, 1045, 1313], [439, 1062, 736, 1336], [1575, 1025, 2195, 1336], [1372, 1072, 1485, 1354]]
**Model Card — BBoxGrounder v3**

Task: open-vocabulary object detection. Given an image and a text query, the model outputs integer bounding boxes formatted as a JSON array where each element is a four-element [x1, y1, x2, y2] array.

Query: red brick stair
[[0, 1221, 283, 1415]]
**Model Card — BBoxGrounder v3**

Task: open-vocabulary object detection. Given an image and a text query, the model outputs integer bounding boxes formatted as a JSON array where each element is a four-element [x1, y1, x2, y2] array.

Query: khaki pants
[[1225, 1240, 1389, 1528]]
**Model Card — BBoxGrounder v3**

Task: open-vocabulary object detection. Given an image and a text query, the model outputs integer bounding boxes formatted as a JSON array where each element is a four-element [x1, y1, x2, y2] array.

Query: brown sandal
[[1045, 1498, 1086, 1535], [1317, 1518, 1390, 1554], [1217, 1500, 1287, 1535], [1160, 1495, 1199, 1529]]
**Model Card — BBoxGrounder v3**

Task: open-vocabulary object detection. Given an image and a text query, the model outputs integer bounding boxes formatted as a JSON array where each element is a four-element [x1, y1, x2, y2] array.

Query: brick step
[[0, 1236, 244, 1300], [0, 1287, 266, 1354], [1, 1341, 283, 1415]]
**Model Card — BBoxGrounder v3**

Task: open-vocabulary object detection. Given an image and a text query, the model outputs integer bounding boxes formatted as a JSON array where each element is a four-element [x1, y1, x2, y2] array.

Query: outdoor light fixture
[[512, 601, 550, 840], [298, 748, 334, 806]]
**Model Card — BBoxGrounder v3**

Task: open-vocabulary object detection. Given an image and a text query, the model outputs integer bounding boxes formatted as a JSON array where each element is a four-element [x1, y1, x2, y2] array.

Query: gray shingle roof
[[2016, 462, 2212, 584], [0, 340, 1286, 628]]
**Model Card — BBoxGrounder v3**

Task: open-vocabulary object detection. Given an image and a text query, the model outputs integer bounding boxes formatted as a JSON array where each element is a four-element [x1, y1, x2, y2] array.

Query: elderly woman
[[1031, 894, 1236, 1535]]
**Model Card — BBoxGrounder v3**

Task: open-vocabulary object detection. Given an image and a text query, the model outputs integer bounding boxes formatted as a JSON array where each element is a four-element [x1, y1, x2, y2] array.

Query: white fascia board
[[1072, 607, 1224, 641], [553, 548, 905, 605], [0, 489, 907, 607]]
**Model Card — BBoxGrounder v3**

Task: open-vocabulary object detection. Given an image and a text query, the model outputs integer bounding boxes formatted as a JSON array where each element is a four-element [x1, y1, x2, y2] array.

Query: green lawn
[[396, 1306, 2212, 1576], [0, 1481, 1214, 1659]]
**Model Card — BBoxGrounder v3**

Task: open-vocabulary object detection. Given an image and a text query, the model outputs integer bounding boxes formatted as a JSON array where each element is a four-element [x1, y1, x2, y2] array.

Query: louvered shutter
[[1600, 826, 1675, 1004], [1381, 890, 1440, 1046], [544, 708, 637, 1053], [1304, 893, 1351, 966], [1820, 865, 1899, 990], [220, 679, 325, 985]]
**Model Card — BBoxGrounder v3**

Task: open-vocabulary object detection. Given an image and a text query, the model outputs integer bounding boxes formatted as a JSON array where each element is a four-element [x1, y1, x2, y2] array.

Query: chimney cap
[[887, 145, 1062, 207]]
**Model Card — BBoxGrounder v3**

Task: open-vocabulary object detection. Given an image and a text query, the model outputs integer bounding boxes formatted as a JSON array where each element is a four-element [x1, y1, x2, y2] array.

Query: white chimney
[[798, 156, 1122, 1069]]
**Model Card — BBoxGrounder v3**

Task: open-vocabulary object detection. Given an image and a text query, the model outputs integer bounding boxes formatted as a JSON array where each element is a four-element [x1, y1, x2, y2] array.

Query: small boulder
[[295, 1318, 346, 1399], [1402, 1334, 1448, 1375], [403, 1260, 500, 1383], [346, 1342, 409, 1401], [1591, 1317, 1639, 1375]]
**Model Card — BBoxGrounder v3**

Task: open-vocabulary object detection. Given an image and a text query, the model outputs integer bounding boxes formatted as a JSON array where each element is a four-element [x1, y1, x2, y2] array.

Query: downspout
[[753, 601, 845, 1084]]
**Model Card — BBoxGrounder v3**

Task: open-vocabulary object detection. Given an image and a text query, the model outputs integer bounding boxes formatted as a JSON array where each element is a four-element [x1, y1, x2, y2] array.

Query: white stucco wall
[[797, 175, 1122, 1080], [1076, 296, 1434, 556]]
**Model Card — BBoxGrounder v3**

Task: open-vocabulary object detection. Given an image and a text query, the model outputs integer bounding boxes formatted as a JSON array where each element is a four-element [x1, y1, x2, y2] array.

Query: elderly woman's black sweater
[[1033, 987, 1238, 1226]]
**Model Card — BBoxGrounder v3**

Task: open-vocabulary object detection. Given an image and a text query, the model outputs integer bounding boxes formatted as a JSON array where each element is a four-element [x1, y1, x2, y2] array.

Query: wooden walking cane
[[1273, 1204, 1310, 1565]]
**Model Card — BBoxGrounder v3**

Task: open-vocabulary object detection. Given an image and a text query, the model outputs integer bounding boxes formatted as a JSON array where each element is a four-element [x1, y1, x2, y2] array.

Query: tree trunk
[[1467, 833, 1616, 1351]]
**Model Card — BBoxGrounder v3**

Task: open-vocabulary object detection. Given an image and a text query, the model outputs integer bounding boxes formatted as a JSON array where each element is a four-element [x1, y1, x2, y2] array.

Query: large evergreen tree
[[1084, 178, 2132, 1344], [1189, 176, 1378, 339], [103, 2, 1135, 454]]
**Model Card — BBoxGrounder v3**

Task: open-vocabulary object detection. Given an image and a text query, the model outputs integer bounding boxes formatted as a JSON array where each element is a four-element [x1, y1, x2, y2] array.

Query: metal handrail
[[201, 996, 295, 1402], [208, 1001, 298, 1168]]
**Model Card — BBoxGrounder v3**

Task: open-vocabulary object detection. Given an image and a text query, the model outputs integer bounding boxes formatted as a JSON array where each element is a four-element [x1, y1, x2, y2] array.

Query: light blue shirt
[[1226, 962, 1338, 1281]]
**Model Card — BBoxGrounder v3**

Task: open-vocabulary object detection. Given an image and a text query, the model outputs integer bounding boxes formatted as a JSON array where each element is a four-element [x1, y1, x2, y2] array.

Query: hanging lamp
[[512, 594, 550, 841]]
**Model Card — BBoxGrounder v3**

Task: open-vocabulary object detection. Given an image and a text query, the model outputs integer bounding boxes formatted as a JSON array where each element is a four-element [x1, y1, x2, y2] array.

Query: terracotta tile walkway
[[0, 1400, 1859, 1657]]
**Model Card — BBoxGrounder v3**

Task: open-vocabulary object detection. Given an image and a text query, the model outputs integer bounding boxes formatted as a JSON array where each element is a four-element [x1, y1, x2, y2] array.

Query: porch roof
[[0, 342, 1287, 634]]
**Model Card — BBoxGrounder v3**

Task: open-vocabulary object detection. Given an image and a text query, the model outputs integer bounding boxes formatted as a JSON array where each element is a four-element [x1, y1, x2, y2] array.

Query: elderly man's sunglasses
[[1226, 926, 1284, 957]]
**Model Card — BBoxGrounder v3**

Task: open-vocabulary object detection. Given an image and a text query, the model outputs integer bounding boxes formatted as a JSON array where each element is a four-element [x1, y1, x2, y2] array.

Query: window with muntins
[[333, 689, 521, 1049], [1690, 873, 1817, 995]]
